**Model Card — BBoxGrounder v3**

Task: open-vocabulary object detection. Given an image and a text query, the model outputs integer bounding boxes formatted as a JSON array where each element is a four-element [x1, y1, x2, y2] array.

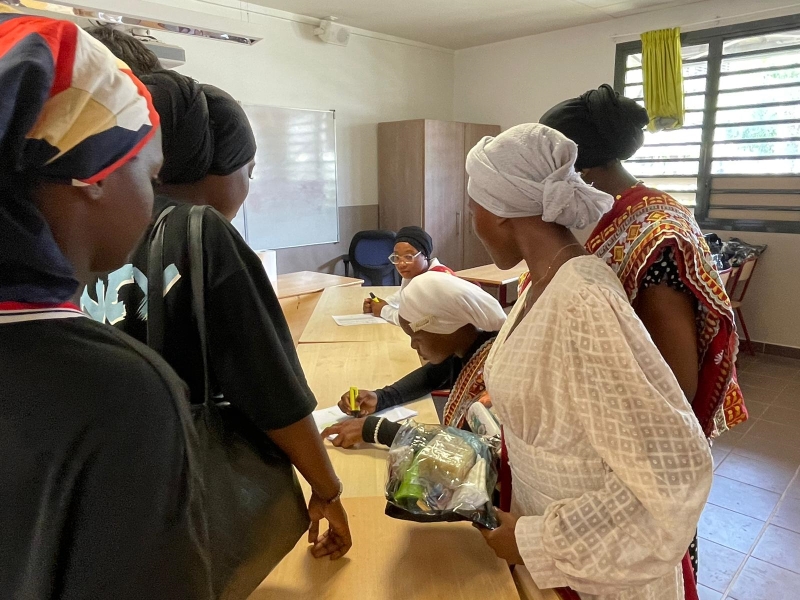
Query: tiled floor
[[697, 353, 800, 600]]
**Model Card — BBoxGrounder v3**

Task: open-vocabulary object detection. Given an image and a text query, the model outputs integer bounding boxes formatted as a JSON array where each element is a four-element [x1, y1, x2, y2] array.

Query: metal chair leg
[[736, 307, 756, 356]]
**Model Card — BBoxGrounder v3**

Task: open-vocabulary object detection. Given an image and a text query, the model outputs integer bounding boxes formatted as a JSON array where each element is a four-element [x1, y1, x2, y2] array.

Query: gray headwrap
[[466, 123, 613, 229]]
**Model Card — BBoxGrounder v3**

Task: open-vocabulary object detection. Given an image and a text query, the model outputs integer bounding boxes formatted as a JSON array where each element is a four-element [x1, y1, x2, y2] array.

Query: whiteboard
[[231, 105, 338, 249]]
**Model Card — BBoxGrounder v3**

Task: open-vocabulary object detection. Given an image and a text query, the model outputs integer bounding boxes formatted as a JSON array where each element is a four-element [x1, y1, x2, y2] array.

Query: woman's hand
[[370, 300, 388, 317], [307, 493, 352, 560], [362, 298, 373, 314], [321, 418, 366, 448], [476, 510, 524, 565], [338, 389, 378, 416]]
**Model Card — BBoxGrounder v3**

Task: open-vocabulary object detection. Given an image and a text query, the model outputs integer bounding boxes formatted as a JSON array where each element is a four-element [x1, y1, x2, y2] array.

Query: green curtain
[[641, 27, 684, 132]]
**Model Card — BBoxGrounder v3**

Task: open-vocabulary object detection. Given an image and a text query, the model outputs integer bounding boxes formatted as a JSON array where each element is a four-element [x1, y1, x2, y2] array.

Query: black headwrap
[[540, 84, 649, 171], [141, 72, 256, 185], [141, 70, 212, 185], [395, 226, 433, 259], [202, 84, 257, 177]]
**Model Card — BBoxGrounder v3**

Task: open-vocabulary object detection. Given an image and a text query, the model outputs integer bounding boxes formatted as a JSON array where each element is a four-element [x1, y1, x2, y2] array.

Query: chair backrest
[[348, 230, 399, 286], [718, 267, 733, 288], [728, 256, 759, 303]]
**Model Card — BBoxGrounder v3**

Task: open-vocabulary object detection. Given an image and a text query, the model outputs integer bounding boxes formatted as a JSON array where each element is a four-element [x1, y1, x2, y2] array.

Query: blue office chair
[[344, 230, 400, 286]]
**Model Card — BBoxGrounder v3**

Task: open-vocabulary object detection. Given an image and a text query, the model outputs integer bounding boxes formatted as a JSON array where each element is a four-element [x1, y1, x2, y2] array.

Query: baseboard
[[750, 342, 800, 360]]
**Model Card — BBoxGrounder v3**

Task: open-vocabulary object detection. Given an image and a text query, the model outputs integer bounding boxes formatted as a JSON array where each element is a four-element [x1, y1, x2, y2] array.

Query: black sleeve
[[362, 416, 402, 447], [204, 217, 316, 431], [60, 371, 212, 600], [641, 246, 692, 296], [375, 357, 458, 411]]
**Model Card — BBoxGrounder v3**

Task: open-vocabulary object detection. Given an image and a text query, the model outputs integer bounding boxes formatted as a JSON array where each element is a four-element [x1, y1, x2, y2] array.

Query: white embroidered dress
[[485, 256, 712, 600]]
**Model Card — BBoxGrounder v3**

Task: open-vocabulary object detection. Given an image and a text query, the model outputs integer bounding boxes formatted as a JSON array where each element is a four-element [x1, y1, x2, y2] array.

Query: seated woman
[[326, 270, 506, 447], [363, 226, 454, 324], [465, 123, 711, 600]]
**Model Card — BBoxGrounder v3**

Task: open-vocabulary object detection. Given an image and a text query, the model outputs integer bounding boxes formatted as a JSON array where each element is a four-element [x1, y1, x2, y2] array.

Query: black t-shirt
[[81, 197, 316, 431], [0, 313, 212, 599]]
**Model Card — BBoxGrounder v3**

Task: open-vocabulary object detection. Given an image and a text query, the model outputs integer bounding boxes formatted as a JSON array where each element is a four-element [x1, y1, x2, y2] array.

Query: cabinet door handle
[[456, 211, 461, 236]]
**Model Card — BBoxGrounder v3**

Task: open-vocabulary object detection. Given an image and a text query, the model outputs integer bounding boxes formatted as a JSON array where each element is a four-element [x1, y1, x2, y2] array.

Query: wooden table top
[[249, 496, 520, 600], [455, 262, 528, 286], [298, 286, 409, 344], [276, 271, 363, 299], [296, 341, 438, 499]]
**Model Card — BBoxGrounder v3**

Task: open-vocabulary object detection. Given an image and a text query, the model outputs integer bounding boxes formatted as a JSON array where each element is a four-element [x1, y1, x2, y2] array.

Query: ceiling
[[245, 0, 707, 49]]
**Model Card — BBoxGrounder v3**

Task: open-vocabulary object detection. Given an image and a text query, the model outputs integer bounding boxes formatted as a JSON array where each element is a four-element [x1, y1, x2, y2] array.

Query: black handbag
[[147, 205, 310, 600]]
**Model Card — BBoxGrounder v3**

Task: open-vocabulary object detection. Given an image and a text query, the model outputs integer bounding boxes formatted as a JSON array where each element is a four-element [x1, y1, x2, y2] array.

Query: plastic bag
[[721, 237, 767, 267], [703, 233, 730, 271], [385, 421, 500, 529]]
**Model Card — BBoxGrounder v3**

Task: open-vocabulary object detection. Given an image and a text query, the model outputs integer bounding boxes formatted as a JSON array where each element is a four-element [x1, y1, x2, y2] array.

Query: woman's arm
[[204, 229, 351, 557], [268, 416, 352, 559], [374, 358, 456, 411], [379, 289, 401, 324], [634, 283, 699, 402]]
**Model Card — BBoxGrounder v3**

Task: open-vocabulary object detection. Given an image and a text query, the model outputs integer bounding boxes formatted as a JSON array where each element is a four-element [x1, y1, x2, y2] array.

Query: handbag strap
[[146, 206, 175, 355], [187, 205, 212, 407]]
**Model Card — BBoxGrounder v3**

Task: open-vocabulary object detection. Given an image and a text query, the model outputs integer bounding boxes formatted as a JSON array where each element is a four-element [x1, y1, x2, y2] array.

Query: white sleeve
[[379, 289, 401, 325], [515, 289, 712, 595]]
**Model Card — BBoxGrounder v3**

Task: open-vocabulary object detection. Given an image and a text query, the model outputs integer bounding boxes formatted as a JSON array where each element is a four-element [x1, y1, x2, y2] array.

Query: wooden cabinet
[[378, 119, 501, 270]]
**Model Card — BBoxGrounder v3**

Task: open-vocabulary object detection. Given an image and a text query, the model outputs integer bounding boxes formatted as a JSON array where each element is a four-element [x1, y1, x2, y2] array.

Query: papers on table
[[313, 405, 419, 440], [332, 314, 389, 327]]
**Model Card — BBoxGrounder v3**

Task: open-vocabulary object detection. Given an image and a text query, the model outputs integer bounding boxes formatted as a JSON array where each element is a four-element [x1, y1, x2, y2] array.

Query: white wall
[[454, 0, 800, 128], [103, 0, 455, 209], [453, 0, 800, 349], [88, 0, 454, 272]]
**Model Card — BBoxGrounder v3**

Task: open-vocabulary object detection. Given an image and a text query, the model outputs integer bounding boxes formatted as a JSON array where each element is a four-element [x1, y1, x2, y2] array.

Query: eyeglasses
[[388, 251, 422, 265]]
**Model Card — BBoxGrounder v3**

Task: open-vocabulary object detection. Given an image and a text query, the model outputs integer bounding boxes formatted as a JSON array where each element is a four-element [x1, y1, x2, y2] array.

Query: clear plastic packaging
[[384, 421, 500, 529]]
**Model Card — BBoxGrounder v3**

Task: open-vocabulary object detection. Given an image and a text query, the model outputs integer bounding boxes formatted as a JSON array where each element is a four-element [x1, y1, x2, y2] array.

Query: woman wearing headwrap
[[540, 86, 747, 585], [83, 32, 352, 562], [364, 225, 455, 324], [540, 84, 747, 440], [465, 123, 711, 600], [0, 12, 212, 598], [324, 271, 506, 448]]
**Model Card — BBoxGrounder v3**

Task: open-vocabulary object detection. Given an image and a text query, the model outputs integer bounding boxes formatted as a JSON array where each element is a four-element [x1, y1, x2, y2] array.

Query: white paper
[[332, 314, 389, 327], [313, 405, 419, 440], [312, 405, 350, 432], [373, 406, 418, 423]]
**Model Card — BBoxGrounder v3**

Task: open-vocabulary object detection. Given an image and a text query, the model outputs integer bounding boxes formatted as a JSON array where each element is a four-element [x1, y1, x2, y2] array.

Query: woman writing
[[0, 14, 211, 598], [80, 52, 351, 559], [364, 226, 454, 324], [466, 124, 712, 600], [539, 84, 747, 440], [325, 271, 506, 447]]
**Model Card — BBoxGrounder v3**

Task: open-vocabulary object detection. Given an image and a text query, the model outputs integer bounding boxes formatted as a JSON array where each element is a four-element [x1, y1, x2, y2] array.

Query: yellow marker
[[349, 386, 361, 418], [369, 292, 382, 303]]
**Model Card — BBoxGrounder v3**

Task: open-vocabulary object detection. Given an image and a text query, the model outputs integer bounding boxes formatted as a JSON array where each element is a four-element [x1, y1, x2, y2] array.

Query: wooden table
[[298, 286, 408, 344], [296, 341, 438, 499], [276, 271, 363, 299], [249, 496, 520, 600], [277, 272, 363, 345], [455, 262, 528, 307]]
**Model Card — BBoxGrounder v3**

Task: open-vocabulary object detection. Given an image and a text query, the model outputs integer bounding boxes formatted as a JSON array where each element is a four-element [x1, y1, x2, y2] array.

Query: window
[[615, 15, 800, 233]]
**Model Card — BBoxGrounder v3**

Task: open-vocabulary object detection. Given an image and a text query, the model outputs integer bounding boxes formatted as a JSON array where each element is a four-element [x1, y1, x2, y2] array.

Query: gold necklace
[[523, 243, 584, 311]]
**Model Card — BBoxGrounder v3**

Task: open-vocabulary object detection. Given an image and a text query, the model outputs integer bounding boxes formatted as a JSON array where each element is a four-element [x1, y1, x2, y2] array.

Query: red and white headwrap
[[0, 10, 159, 303]]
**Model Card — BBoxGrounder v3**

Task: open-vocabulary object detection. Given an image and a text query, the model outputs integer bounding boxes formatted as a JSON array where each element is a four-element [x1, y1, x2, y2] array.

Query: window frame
[[614, 13, 800, 234]]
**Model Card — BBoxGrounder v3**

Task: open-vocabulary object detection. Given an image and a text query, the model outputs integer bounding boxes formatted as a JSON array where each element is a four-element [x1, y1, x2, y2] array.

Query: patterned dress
[[584, 184, 747, 437], [488, 256, 712, 600]]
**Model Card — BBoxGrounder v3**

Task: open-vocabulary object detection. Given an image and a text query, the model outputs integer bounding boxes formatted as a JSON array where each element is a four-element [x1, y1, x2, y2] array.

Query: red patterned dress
[[519, 184, 747, 437]]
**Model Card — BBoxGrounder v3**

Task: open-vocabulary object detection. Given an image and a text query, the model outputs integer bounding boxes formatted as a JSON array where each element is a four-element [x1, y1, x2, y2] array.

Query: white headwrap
[[466, 123, 613, 229], [398, 271, 507, 335]]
